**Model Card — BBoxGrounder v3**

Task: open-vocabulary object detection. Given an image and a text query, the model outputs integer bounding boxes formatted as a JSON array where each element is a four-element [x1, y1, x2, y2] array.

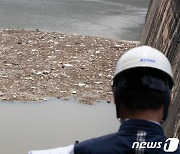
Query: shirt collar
[[119, 119, 164, 136]]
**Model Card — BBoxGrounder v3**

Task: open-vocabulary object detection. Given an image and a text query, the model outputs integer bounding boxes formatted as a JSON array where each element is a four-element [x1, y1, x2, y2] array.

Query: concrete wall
[[140, 0, 180, 137]]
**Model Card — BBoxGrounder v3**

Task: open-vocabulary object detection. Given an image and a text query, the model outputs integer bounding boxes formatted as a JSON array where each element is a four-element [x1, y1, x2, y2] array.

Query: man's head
[[112, 46, 174, 122]]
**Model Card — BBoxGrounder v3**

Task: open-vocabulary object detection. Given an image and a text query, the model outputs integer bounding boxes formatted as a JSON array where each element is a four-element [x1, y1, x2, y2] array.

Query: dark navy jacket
[[74, 119, 180, 154]]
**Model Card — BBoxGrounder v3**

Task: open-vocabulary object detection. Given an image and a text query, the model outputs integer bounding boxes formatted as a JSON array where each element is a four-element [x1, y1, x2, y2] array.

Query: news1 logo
[[164, 138, 179, 152], [132, 138, 179, 152]]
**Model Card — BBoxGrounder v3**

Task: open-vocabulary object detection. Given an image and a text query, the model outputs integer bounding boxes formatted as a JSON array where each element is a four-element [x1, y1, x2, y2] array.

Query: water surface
[[0, 99, 119, 154], [0, 1, 151, 153], [0, 0, 150, 40]]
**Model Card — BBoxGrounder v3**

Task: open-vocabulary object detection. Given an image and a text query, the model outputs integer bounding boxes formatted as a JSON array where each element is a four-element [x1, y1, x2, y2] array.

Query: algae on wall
[[140, 0, 180, 137]]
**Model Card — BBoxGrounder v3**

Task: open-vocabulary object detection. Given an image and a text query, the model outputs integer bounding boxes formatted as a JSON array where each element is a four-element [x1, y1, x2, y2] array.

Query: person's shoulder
[[76, 131, 119, 147], [74, 132, 119, 153]]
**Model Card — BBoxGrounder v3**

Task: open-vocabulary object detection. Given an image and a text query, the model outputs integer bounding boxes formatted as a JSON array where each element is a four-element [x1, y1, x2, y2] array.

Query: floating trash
[[63, 64, 73, 67], [4, 64, 12, 66], [74, 83, 86, 87], [43, 70, 50, 74], [60, 91, 66, 93], [32, 49, 38, 52], [96, 50, 101, 54], [94, 82, 103, 84], [35, 71, 43, 75], [71, 91, 77, 94]]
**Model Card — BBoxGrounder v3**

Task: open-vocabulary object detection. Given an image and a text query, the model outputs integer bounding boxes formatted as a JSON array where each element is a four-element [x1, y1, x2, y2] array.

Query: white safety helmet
[[113, 46, 174, 89]]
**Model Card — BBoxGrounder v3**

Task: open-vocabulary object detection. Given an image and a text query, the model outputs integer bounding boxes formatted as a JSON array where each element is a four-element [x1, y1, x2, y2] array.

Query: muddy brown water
[[0, 98, 119, 154]]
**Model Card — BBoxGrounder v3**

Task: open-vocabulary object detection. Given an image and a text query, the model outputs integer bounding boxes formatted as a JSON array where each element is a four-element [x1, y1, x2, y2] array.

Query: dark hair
[[112, 68, 170, 112]]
